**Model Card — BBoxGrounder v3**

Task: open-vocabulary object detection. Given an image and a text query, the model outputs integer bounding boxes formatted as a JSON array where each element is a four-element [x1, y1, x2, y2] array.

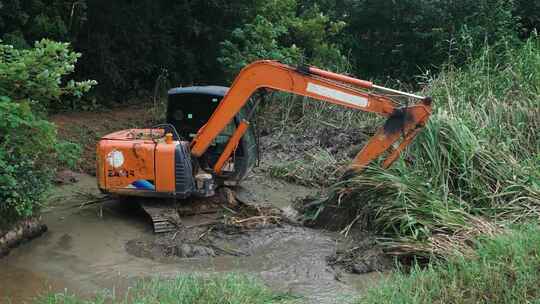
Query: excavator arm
[[190, 60, 432, 175]]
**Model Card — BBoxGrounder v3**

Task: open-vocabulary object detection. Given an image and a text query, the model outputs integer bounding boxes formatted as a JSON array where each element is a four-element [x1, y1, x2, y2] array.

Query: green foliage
[[2, 0, 539, 97], [358, 225, 540, 303], [36, 274, 298, 304], [3, 0, 538, 97], [0, 0, 76, 48], [0, 99, 55, 224], [0, 40, 97, 111], [329, 0, 522, 80], [0, 40, 91, 227], [218, 0, 349, 78], [75, 0, 259, 96], [427, 36, 540, 158]]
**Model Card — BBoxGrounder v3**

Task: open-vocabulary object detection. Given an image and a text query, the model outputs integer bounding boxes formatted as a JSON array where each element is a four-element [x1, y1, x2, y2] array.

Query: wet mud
[[0, 172, 386, 303], [299, 198, 393, 275]]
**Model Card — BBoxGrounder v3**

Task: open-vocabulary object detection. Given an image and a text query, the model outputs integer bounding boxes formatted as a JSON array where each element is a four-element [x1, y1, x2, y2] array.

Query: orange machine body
[[97, 129, 184, 196]]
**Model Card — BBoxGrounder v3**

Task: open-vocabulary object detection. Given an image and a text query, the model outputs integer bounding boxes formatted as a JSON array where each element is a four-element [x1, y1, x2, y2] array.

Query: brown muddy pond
[[0, 173, 383, 303]]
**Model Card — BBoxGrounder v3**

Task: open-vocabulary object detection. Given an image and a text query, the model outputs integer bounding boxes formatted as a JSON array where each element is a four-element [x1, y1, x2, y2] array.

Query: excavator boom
[[190, 60, 432, 174]]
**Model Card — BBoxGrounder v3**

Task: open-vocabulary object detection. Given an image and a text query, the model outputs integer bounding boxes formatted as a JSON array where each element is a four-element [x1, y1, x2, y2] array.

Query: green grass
[[357, 225, 540, 303], [35, 274, 299, 304], [304, 36, 540, 258]]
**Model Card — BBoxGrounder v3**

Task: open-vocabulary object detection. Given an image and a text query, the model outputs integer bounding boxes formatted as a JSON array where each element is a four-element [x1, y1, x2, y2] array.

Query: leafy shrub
[[0, 99, 56, 225], [0, 39, 94, 227], [0, 40, 96, 111], [218, 0, 349, 79]]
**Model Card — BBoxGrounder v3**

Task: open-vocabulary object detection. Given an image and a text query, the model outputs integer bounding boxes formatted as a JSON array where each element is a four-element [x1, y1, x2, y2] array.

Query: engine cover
[[96, 129, 195, 198]]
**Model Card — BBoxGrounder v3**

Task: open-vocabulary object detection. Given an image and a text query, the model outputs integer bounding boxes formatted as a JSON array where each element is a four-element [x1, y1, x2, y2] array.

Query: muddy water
[[0, 174, 382, 303]]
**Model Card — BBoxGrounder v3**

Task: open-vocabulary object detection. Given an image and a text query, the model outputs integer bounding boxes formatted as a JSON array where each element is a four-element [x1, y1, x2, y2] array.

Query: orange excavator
[[96, 60, 432, 232]]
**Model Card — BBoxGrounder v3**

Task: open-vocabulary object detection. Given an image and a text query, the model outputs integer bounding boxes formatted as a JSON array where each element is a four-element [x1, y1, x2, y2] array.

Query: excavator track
[[139, 200, 182, 233], [138, 188, 239, 233]]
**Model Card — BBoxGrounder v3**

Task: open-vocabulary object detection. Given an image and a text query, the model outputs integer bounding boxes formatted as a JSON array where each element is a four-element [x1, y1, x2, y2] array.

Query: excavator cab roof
[[166, 85, 257, 182], [167, 85, 229, 97]]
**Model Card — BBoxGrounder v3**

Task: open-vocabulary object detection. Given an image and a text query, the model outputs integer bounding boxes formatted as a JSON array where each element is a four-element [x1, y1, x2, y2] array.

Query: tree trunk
[[0, 217, 47, 257]]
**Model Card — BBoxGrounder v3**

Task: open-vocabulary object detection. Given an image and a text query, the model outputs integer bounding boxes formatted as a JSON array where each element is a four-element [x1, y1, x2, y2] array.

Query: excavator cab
[[166, 86, 257, 184]]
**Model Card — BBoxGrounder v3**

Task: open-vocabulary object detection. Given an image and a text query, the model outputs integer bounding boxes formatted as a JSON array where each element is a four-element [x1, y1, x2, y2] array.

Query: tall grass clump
[[312, 36, 540, 258], [357, 225, 540, 304], [35, 274, 298, 304]]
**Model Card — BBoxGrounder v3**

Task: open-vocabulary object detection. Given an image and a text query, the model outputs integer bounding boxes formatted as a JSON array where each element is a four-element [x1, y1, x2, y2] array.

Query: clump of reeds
[[310, 37, 540, 258]]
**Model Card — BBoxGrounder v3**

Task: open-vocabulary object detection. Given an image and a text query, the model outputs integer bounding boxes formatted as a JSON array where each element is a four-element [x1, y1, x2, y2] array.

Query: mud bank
[[0, 217, 47, 257]]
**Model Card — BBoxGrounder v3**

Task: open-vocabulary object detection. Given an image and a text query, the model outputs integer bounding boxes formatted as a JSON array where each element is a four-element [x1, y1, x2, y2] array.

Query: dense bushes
[[0, 100, 56, 226], [2, 1, 538, 99], [218, 0, 349, 79], [0, 40, 94, 228]]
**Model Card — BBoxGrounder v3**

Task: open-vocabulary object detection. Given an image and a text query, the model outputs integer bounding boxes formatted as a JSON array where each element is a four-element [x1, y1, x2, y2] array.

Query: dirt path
[[0, 173, 383, 303]]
